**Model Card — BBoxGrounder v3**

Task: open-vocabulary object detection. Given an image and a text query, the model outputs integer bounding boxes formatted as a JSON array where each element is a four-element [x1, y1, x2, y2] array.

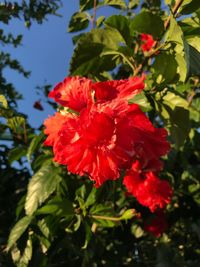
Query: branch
[[91, 0, 97, 29]]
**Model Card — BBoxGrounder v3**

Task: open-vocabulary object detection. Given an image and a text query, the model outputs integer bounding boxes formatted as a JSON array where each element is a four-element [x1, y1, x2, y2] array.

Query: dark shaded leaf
[[68, 12, 90, 33], [130, 11, 164, 38]]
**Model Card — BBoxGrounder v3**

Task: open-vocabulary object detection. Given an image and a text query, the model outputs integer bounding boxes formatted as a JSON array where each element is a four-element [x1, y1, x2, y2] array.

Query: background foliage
[[0, 0, 200, 266]]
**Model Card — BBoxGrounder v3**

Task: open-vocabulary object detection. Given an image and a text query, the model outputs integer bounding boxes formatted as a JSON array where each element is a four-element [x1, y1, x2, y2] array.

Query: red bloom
[[43, 112, 69, 146], [140, 34, 156, 52], [123, 164, 172, 212], [48, 76, 92, 112], [93, 74, 145, 103], [144, 211, 168, 237], [51, 103, 134, 187], [44, 75, 170, 189]]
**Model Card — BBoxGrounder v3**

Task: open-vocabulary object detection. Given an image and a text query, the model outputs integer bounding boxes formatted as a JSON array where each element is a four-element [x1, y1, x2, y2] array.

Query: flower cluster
[[44, 75, 172, 215], [140, 33, 156, 52]]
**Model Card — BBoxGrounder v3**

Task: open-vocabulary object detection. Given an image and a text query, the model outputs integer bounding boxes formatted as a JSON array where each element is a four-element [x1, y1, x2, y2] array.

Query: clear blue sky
[[2, 1, 79, 128], [2, 1, 120, 128]]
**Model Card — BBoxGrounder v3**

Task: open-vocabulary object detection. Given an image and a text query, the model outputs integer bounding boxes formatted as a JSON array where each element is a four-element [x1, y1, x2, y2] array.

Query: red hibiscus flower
[[144, 211, 168, 237], [123, 162, 172, 212], [93, 74, 145, 103], [48, 76, 92, 112], [44, 75, 170, 190], [140, 33, 156, 52]]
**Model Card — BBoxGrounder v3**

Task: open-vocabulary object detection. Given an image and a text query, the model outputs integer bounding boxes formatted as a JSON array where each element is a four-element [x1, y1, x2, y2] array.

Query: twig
[[91, 0, 97, 29], [164, 0, 184, 29]]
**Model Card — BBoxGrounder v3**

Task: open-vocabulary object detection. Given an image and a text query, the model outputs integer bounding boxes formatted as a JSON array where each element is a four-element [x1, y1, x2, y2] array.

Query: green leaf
[[7, 116, 26, 133], [82, 222, 92, 249], [100, 0, 127, 9], [130, 11, 164, 38], [152, 52, 178, 84], [104, 15, 131, 45], [37, 198, 74, 217], [128, 0, 140, 9], [131, 224, 144, 238], [80, 0, 96, 11], [120, 209, 137, 220], [156, 91, 190, 148], [25, 165, 62, 216], [0, 94, 8, 108], [27, 133, 44, 162], [68, 12, 90, 32], [70, 28, 122, 75], [8, 146, 27, 164], [129, 91, 152, 112], [96, 16, 105, 27], [7, 216, 32, 251], [17, 237, 32, 267], [166, 15, 188, 81], [100, 47, 134, 70], [186, 36, 200, 53], [181, 0, 200, 14], [187, 44, 200, 76], [85, 187, 98, 208]]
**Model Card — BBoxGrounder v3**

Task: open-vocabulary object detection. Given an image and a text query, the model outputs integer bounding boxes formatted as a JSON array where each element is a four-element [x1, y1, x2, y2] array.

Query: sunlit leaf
[[7, 216, 32, 251], [25, 165, 62, 215]]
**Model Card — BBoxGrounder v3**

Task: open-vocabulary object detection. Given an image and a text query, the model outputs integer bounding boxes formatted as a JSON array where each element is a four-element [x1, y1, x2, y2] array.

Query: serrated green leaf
[[166, 15, 188, 81], [152, 52, 178, 84], [25, 165, 62, 215], [130, 11, 164, 38], [68, 12, 90, 33], [7, 216, 32, 251], [70, 28, 122, 75], [104, 15, 131, 45], [157, 91, 190, 148]]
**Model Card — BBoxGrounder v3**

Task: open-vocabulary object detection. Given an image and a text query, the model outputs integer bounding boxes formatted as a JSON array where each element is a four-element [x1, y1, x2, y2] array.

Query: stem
[[23, 121, 27, 144], [164, 0, 184, 29], [92, 0, 97, 29], [89, 214, 122, 222]]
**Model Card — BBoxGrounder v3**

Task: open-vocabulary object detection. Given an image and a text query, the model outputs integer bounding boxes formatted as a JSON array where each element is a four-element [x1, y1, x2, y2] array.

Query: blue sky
[[2, 1, 79, 128], [2, 1, 120, 128]]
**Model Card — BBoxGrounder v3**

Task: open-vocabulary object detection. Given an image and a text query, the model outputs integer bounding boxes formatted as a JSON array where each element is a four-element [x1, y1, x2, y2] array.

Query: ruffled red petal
[[48, 76, 92, 112]]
